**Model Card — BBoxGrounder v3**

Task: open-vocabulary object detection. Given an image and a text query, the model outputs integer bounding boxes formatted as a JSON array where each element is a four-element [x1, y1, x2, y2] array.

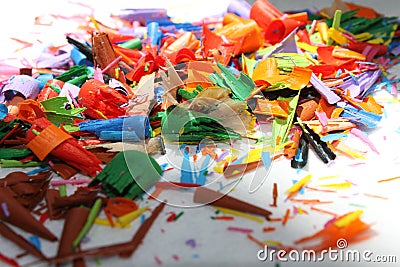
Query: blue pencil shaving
[[28, 235, 41, 251], [180, 149, 193, 184], [79, 115, 150, 140], [26, 166, 51, 175], [227, 0, 251, 19], [99, 131, 140, 141], [335, 69, 342, 78], [185, 239, 197, 248], [320, 133, 348, 142], [340, 105, 382, 128], [147, 22, 162, 47], [160, 163, 169, 171], [1, 203, 9, 217], [292, 180, 305, 194], [195, 154, 210, 185], [294, 148, 304, 162]]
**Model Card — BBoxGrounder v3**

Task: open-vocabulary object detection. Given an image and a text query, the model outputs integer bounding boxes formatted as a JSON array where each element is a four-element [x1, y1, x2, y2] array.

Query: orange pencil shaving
[[345, 3, 380, 19], [246, 234, 264, 248], [286, 12, 308, 23], [284, 127, 301, 159], [253, 98, 289, 118], [214, 14, 263, 54], [332, 47, 366, 61], [245, 84, 268, 101], [250, 0, 283, 30], [305, 186, 336, 193], [282, 208, 290, 226], [285, 67, 313, 90], [212, 216, 235, 221], [270, 183, 278, 207], [290, 199, 333, 205], [148, 187, 163, 200], [301, 119, 356, 134], [113, 46, 137, 66], [377, 176, 400, 183], [252, 58, 288, 85], [363, 193, 388, 200], [295, 211, 372, 252], [316, 22, 329, 43], [310, 206, 337, 217], [262, 227, 276, 233], [268, 218, 282, 222]]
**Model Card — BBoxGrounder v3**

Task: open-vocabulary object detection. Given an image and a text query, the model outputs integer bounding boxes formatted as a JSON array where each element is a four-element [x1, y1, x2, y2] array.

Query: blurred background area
[[1, 0, 398, 67], [251, 0, 399, 16]]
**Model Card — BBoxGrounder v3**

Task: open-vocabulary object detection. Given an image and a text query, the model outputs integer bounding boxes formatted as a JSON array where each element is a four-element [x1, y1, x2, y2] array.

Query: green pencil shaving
[[72, 198, 103, 248]]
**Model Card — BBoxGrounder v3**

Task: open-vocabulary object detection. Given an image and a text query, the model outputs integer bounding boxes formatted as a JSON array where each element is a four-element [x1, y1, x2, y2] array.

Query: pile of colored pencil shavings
[[0, 0, 399, 265]]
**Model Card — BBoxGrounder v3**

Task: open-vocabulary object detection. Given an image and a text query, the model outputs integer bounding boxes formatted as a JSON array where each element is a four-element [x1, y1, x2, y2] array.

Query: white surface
[[1, 1, 400, 267]]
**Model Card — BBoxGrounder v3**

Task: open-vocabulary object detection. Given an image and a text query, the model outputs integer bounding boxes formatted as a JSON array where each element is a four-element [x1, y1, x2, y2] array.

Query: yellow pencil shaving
[[215, 207, 264, 223], [275, 141, 292, 151], [296, 42, 318, 54], [318, 175, 340, 180], [297, 207, 304, 214], [152, 127, 162, 136], [213, 165, 225, 174], [340, 148, 366, 160], [94, 218, 130, 228], [383, 37, 394, 46], [241, 148, 262, 164], [332, 143, 366, 160], [286, 174, 312, 194], [263, 240, 282, 246], [317, 182, 352, 190], [117, 206, 149, 226], [316, 22, 329, 43], [334, 210, 363, 228], [354, 32, 373, 42], [328, 28, 349, 45], [319, 11, 330, 19], [89, 16, 101, 31], [259, 146, 275, 153], [370, 38, 386, 45], [229, 148, 240, 157], [304, 52, 319, 65], [378, 66, 388, 76], [374, 98, 399, 104]]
